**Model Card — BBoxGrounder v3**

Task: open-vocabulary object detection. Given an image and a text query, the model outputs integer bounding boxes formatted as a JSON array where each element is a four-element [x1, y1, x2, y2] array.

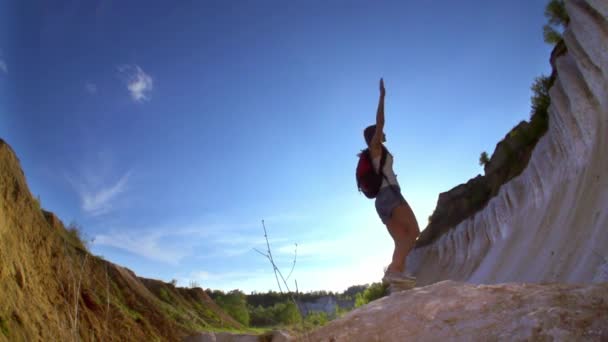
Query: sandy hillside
[[0, 139, 243, 341]]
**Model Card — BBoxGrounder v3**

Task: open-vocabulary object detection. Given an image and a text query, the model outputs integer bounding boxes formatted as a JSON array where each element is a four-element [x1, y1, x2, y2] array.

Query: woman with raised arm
[[364, 78, 420, 284]]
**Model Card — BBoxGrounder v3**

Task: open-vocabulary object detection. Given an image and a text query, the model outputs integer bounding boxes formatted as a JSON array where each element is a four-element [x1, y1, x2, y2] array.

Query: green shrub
[[215, 290, 250, 326], [276, 301, 301, 325], [543, 0, 569, 45], [249, 305, 274, 326], [545, 0, 568, 27], [530, 75, 552, 119], [248, 300, 302, 327], [304, 311, 328, 327], [354, 282, 389, 308], [479, 152, 490, 167], [543, 25, 563, 45]]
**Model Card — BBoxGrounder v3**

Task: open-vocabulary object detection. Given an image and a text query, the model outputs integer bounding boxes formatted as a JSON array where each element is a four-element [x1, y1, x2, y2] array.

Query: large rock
[[308, 281, 608, 341], [409, 0, 608, 286]]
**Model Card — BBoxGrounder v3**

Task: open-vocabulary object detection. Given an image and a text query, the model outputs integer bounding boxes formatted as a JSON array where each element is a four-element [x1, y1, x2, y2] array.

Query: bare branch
[[286, 243, 298, 281], [262, 220, 283, 292], [253, 248, 269, 258]]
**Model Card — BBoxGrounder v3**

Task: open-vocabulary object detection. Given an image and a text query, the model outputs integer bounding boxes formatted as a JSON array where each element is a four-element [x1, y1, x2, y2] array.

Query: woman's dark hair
[[364, 125, 376, 146]]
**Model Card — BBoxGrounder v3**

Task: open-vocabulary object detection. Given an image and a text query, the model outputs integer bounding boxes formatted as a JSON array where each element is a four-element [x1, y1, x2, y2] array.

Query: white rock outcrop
[[408, 0, 608, 287], [307, 281, 608, 341]]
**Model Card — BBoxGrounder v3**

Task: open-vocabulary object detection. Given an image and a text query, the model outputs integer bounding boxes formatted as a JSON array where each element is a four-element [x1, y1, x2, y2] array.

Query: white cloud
[[117, 64, 153, 102], [85, 82, 97, 94], [0, 59, 7, 74], [92, 218, 292, 266], [95, 230, 188, 265], [68, 170, 131, 216]]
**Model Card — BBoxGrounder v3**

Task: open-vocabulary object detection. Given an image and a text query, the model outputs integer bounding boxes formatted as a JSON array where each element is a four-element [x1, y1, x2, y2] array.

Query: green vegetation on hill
[[204, 284, 376, 330], [0, 138, 246, 342], [206, 290, 250, 326]]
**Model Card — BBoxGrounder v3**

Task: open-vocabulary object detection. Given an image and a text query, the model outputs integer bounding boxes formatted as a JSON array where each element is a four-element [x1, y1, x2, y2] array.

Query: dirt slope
[[0, 139, 242, 341]]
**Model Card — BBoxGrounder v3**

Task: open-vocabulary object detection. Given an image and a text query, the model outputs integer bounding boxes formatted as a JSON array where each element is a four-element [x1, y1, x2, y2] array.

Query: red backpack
[[356, 147, 388, 199]]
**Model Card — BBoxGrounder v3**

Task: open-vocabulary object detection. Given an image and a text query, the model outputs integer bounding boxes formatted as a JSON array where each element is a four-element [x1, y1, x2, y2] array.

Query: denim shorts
[[375, 185, 406, 225]]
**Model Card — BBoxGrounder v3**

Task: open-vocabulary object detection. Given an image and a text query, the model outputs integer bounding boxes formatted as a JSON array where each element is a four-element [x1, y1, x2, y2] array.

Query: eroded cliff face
[[408, 0, 608, 286]]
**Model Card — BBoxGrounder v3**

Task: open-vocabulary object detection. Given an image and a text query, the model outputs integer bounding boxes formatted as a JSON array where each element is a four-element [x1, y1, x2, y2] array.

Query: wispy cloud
[[117, 64, 153, 102], [0, 59, 7, 74], [95, 230, 189, 265], [85, 81, 97, 94], [81, 171, 131, 215], [68, 166, 132, 216], [93, 220, 287, 265]]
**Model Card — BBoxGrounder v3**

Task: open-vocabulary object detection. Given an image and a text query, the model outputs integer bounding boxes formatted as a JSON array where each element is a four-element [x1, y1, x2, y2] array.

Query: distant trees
[[543, 0, 569, 44], [249, 301, 301, 326], [205, 285, 371, 328]]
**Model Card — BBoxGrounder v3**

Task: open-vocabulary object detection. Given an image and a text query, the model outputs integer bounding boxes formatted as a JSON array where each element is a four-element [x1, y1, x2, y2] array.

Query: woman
[[365, 78, 420, 284]]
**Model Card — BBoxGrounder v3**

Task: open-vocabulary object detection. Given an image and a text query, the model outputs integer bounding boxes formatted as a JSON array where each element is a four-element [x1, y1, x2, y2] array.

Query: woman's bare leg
[[385, 202, 420, 273]]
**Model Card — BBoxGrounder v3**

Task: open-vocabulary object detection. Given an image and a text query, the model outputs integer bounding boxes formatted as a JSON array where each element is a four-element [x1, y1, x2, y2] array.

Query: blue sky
[[1, 0, 553, 293]]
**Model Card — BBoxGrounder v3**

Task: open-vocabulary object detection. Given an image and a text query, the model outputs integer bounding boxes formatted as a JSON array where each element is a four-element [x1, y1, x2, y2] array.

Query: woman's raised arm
[[370, 78, 386, 156]]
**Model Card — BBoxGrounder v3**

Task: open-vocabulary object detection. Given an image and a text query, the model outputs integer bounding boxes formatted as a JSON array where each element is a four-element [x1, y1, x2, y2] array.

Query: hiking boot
[[382, 271, 416, 285]]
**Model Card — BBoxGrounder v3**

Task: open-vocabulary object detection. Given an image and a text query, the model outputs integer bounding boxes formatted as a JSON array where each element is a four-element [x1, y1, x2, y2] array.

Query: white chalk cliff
[[306, 1, 608, 341], [409, 0, 608, 287]]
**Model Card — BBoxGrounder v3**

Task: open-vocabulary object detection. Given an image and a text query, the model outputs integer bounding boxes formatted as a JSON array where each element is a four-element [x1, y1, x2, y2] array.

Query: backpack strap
[[379, 147, 406, 204], [378, 146, 388, 175]]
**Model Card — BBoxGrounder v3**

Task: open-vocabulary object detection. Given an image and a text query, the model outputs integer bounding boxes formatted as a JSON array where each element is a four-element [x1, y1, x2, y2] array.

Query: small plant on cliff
[[0, 316, 9, 337], [159, 288, 172, 303], [543, 0, 569, 44], [530, 75, 552, 120], [65, 221, 91, 252], [479, 151, 490, 167], [34, 195, 41, 210]]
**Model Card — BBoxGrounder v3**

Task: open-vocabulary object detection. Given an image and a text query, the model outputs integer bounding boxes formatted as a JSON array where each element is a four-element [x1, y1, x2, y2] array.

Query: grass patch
[[114, 300, 144, 323], [0, 316, 9, 337], [159, 288, 171, 303]]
